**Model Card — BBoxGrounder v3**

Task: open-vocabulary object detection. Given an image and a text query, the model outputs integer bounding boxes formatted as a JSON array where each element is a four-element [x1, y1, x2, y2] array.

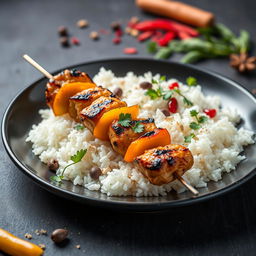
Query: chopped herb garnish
[[174, 89, 193, 106], [118, 113, 132, 127], [189, 122, 201, 130], [147, 41, 158, 54], [186, 76, 198, 86], [151, 78, 158, 84], [160, 75, 166, 82], [132, 121, 145, 133], [50, 149, 87, 184], [190, 110, 199, 117], [74, 124, 85, 131], [198, 116, 208, 124], [145, 88, 162, 100], [184, 133, 195, 143]]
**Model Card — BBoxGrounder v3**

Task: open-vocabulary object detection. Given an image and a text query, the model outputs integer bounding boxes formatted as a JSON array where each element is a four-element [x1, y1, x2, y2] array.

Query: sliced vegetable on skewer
[[124, 128, 171, 162], [94, 105, 139, 140]]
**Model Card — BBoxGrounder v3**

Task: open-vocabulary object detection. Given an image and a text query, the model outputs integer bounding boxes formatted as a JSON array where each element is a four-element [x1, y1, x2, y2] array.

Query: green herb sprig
[[189, 110, 208, 130], [118, 113, 145, 133], [50, 149, 87, 184], [74, 124, 85, 131], [184, 133, 195, 143]]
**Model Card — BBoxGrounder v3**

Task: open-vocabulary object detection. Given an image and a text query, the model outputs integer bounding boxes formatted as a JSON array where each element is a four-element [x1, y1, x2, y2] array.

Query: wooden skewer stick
[[23, 54, 54, 80], [175, 173, 199, 196], [22, 55, 199, 196]]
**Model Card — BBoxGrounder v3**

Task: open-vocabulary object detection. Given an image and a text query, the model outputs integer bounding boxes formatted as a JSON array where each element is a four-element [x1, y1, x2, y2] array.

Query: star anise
[[230, 53, 256, 72]]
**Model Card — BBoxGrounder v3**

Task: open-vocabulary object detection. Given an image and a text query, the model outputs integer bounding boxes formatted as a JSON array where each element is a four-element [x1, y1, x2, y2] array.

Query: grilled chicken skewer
[[23, 55, 199, 195]]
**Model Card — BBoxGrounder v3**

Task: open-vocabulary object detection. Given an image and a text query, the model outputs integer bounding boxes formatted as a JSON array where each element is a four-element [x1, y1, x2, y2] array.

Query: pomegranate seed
[[204, 109, 216, 118], [123, 47, 137, 55], [168, 97, 178, 113], [71, 37, 80, 45], [169, 82, 179, 90], [112, 37, 121, 44]]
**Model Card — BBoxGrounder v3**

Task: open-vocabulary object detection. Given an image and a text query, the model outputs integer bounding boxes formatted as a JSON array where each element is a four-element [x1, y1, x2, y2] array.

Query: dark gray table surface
[[1, 0, 256, 255]]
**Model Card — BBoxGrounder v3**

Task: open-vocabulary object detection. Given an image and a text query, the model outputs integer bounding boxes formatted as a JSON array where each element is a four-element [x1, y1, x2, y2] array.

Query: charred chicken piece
[[108, 118, 157, 156], [80, 96, 127, 132], [45, 69, 93, 108], [136, 144, 194, 185], [69, 86, 116, 122]]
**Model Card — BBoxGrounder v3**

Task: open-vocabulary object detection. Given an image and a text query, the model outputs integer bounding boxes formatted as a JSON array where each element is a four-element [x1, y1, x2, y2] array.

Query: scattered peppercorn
[[140, 81, 152, 89], [35, 229, 47, 236], [113, 87, 123, 97], [112, 37, 121, 44], [76, 245, 81, 249], [76, 19, 88, 28], [111, 21, 121, 31], [24, 233, 32, 239], [71, 37, 80, 45], [59, 37, 69, 47], [123, 47, 138, 55], [251, 89, 256, 95], [38, 244, 46, 250], [58, 26, 68, 36], [47, 159, 59, 171], [90, 167, 102, 180], [161, 109, 170, 117], [89, 31, 99, 40], [51, 229, 68, 243]]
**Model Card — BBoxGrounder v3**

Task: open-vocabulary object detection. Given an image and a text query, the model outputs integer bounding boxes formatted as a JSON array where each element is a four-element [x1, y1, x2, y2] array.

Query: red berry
[[169, 82, 179, 90], [71, 37, 80, 45], [112, 37, 121, 44], [123, 47, 137, 54], [168, 97, 178, 113], [204, 108, 216, 118]]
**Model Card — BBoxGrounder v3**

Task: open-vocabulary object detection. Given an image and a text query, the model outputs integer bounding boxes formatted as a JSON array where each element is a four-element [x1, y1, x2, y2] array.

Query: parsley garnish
[[132, 121, 145, 133], [74, 124, 85, 131], [189, 122, 201, 130], [118, 113, 132, 127], [174, 89, 193, 106], [50, 149, 87, 184], [184, 133, 195, 143], [189, 110, 208, 130], [118, 114, 145, 133], [186, 76, 197, 86]]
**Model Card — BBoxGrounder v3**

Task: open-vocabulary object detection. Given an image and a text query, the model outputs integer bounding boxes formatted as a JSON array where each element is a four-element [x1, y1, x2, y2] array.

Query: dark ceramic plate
[[2, 58, 256, 211]]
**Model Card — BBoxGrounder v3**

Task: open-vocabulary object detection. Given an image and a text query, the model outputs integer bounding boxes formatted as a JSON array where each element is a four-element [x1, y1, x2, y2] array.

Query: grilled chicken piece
[[69, 86, 116, 122], [80, 96, 127, 132], [108, 118, 157, 156], [136, 144, 194, 185], [45, 69, 93, 108]]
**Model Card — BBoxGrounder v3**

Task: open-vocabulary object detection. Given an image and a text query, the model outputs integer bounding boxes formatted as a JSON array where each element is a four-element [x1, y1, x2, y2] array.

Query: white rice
[[26, 68, 254, 197]]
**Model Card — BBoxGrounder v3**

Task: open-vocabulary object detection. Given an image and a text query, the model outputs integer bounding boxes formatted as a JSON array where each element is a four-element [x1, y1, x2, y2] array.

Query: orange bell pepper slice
[[0, 228, 43, 256], [93, 105, 139, 141], [52, 82, 95, 116], [124, 128, 171, 162]]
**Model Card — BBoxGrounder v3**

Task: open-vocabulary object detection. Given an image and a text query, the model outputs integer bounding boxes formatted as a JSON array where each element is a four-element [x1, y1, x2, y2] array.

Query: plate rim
[[2, 57, 256, 211]]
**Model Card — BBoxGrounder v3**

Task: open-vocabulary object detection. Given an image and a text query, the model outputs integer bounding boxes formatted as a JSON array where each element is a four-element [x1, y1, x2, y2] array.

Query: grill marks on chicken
[[69, 86, 116, 122], [136, 145, 194, 185], [108, 118, 157, 155], [45, 69, 93, 108], [80, 96, 127, 132]]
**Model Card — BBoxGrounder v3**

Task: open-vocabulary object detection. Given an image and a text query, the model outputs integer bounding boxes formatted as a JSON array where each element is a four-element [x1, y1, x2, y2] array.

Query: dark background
[[1, 0, 256, 255]]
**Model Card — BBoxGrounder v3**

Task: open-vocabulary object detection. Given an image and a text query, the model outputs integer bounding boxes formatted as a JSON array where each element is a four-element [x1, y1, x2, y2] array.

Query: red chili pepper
[[137, 31, 154, 42], [134, 20, 175, 31], [151, 31, 163, 43], [158, 19, 199, 37], [204, 109, 216, 118], [157, 31, 176, 46], [113, 37, 121, 44], [71, 37, 80, 45], [177, 31, 193, 40], [123, 47, 138, 54], [169, 82, 179, 90], [168, 97, 178, 113]]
